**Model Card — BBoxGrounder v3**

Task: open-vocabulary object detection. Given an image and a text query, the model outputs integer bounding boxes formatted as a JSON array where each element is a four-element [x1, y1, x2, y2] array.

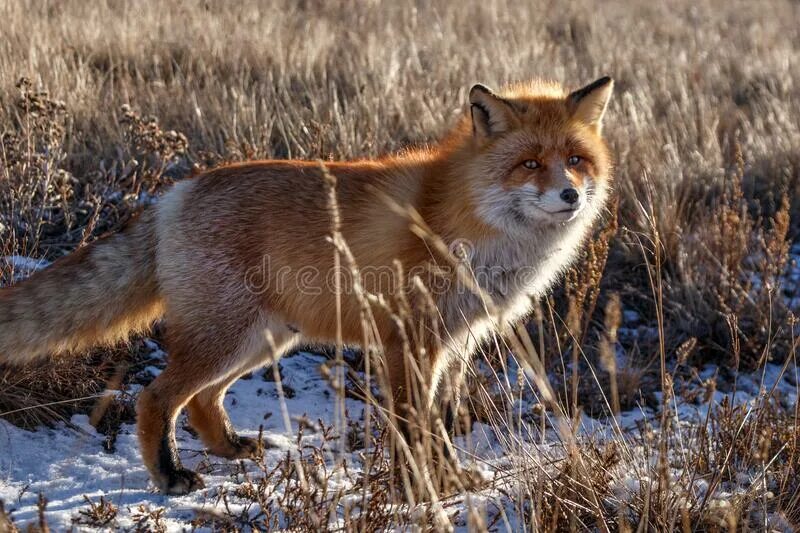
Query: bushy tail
[[0, 210, 164, 365]]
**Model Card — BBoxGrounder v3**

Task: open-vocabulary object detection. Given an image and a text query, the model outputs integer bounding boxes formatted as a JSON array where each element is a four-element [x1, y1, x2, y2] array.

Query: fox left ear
[[568, 76, 614, 131], [469, 84, 519, 140]]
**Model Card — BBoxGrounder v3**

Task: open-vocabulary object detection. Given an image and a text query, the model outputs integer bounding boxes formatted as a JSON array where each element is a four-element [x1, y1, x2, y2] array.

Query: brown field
[[1, 0, 800, 530]]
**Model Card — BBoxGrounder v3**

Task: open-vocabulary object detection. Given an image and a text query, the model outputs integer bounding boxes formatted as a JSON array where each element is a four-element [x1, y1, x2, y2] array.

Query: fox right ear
[[568, 76, 614, 131], [469, 84, 518, 139]]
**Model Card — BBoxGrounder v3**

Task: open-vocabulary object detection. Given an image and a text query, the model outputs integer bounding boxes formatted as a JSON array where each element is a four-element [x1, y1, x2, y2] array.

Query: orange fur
[[0, 77, 614, 494]]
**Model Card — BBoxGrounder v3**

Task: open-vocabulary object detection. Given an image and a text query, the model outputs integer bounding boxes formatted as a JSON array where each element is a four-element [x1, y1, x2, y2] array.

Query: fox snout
[[532, 180, 589, 221]]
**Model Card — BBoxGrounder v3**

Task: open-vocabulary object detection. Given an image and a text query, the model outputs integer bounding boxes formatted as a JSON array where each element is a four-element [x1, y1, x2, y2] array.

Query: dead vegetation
[[1, 0, 800, 530]]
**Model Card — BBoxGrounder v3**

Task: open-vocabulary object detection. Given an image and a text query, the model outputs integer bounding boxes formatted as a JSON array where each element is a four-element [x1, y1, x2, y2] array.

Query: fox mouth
[[533, 204, 585, 218], [506, 199, 585, 227]]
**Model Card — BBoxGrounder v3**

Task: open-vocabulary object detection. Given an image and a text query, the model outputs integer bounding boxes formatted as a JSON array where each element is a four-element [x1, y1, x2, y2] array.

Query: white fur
[[477, 168, 593, 234], [236, 311, 302, 372], [438, 178, 608, 363], [155, 179, 253, 320]]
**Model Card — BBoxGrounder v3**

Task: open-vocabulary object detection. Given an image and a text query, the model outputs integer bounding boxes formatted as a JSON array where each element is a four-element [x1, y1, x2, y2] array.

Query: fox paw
[[161, 468, 205, 495], [211, 435, 265, 459], [230, 436, 264, 458]]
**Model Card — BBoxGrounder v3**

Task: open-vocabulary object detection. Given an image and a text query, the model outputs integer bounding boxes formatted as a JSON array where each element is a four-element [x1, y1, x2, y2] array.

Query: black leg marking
[[157, 423, 204, 495]]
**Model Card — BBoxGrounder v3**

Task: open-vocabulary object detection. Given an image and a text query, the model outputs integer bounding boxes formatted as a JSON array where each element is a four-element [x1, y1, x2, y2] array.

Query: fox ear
[[568, 76, 614, 131], [469, 84, 517, 139]]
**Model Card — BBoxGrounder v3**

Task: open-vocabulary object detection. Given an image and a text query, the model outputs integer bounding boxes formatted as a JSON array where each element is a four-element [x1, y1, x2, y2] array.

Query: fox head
[[461, 77, 614, 232]]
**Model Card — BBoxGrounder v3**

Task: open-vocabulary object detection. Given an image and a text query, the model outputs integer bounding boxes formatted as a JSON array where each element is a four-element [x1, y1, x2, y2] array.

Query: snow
[[0, 365, 794, 532], [2, 250, 800, 530], [2, 348, 519, 530], [0, 351, 374, 530], [5, 344, 793, 530], [3, 256, 50, 282]]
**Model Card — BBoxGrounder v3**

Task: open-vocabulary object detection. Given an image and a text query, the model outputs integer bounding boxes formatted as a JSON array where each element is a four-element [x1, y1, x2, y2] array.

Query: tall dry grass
[[1, 0, 800, 530]]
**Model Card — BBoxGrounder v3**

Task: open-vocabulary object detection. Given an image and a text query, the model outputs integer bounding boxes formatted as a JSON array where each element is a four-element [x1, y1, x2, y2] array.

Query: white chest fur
[[436, 213, 596, 350]]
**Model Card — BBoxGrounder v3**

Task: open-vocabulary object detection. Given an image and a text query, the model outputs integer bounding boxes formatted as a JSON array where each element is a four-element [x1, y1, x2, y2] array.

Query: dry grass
[[1, 0, 800, 530]]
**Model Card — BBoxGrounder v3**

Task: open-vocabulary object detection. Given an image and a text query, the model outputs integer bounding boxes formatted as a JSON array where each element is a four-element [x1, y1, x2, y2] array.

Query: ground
[[1, 300, 798, 530], [2, 0, 800, 530]]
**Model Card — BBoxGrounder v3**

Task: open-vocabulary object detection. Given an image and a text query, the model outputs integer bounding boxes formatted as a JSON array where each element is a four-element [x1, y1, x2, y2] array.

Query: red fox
[[0, 77, 613, 494]]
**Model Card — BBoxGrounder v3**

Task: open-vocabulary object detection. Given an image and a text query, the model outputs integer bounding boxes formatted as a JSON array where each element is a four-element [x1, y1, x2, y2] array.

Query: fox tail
[[0, 210, 164, 365]]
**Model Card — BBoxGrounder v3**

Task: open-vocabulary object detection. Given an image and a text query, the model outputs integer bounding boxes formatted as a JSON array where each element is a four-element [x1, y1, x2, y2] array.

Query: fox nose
[[560, 188, 579, 205]]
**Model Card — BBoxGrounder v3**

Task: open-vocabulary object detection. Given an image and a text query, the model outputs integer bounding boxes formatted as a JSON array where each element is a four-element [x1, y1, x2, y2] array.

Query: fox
[[0, 76, 613, 494]]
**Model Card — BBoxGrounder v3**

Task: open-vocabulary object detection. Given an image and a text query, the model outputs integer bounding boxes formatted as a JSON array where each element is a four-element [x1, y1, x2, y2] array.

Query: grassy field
[[1, 0, 800, 530]]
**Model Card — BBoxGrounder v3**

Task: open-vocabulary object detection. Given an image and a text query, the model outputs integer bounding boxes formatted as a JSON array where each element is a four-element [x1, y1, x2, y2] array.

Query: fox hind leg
[[185, 374, 260, 460], [137, 313, 298, 495], [186, 320, 300, 460], [136, 358, 221, 495]]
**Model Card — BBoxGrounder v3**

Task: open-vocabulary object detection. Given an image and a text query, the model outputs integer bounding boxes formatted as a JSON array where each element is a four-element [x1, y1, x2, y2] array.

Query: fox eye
[[567, 155, 582, 166], [522, 160, 540, 170]]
